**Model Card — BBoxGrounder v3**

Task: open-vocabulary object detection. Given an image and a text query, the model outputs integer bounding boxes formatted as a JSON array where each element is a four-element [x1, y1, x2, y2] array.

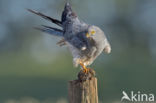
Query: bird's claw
[[78, 67, 95, 82], [83, 68, 90, 74], [79, 61, 90, 74], [57, 39, 66, 46]]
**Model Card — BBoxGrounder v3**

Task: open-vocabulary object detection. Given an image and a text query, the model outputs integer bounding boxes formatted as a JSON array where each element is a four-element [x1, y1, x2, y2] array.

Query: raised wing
[[35, 25, 63, 37], [68, 36, 87, 51], [28, 9, 62, 27], [61, 2, 77, 23]]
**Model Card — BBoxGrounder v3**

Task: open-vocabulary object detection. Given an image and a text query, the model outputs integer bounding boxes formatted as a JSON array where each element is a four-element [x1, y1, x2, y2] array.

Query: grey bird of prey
[[28, 1, 111, 73]]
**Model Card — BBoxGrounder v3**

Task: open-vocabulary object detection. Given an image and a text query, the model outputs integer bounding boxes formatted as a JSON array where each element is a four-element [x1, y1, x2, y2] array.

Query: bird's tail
[[27, 9, 62, 27], [35, 25, 63, 37]]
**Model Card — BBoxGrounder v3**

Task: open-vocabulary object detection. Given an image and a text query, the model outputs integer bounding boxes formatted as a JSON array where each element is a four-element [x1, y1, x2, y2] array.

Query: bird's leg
[[79, 62, 89, 73], [57, 38, 66, 46]]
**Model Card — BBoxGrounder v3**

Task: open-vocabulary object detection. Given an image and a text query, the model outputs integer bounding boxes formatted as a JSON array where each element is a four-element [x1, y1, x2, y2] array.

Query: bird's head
[[85, 26, 96, 38], [85, 25, 105, 41], [85, 25, 111, 54]]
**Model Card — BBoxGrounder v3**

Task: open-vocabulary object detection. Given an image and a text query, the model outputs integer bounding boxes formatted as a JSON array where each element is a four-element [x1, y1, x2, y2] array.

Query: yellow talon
[[83, 68, 89, 73], [80, 62, 89, 73]]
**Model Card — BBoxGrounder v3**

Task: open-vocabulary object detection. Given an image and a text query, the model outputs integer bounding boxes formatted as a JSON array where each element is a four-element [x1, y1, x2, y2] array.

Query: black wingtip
[[27, 8, 32, 12], [65, 0, 70, 6], [41, 25, 63, 32], [27, 9, 35, 14], [27, 9, 41, 16], [27, 9, 62, 27], [64, 0, 72, 10]]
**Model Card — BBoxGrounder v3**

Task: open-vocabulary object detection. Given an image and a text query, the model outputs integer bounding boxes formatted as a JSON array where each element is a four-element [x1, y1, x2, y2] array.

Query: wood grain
[[68, 69, 98, 103]]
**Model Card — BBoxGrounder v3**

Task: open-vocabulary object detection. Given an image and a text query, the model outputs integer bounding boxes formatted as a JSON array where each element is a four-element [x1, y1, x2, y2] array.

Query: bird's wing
[[68, 36, 87, 51], [27, 9, 62, 27], [61, 2, 77, 23], [35, 25, 63, 37]]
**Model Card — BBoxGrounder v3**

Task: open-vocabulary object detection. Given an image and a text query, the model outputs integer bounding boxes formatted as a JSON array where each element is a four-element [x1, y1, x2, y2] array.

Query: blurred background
[[0, 0, 156, 103]]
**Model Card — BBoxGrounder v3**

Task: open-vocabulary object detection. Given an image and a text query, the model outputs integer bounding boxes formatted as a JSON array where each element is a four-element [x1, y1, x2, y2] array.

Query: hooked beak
[[86, 33, 90, 38], [85, 30, 95, 38]]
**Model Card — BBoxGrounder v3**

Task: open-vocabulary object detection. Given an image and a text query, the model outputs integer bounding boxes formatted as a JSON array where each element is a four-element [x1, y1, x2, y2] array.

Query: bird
[[28, 1, 111, 73]]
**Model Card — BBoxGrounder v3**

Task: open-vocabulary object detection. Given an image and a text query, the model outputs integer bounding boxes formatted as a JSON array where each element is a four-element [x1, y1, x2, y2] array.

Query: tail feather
[[35, 25, 63, 37], [27, 9, 62, 27]]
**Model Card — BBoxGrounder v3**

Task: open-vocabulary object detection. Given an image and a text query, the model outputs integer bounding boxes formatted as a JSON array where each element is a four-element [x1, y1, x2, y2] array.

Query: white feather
[[66, 42, 81, 67]]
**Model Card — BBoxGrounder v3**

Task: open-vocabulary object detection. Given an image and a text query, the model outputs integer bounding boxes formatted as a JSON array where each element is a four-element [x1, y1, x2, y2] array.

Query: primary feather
[[27, 9, 62, 27], [35, 25, 63, 37]]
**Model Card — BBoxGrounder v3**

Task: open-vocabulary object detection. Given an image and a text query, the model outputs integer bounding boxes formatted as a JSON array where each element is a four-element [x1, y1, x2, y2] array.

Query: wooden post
[[68, 69, 98, 103]]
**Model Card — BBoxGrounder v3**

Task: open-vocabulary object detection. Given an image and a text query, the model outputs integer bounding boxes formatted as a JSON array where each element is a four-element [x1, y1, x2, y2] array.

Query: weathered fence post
[[68, 69, 98, 103]]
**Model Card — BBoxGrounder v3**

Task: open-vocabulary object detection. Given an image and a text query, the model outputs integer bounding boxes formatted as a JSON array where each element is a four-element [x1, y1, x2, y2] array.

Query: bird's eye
[[91, 30, 96, 35], [85, 30, 95, 38]]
